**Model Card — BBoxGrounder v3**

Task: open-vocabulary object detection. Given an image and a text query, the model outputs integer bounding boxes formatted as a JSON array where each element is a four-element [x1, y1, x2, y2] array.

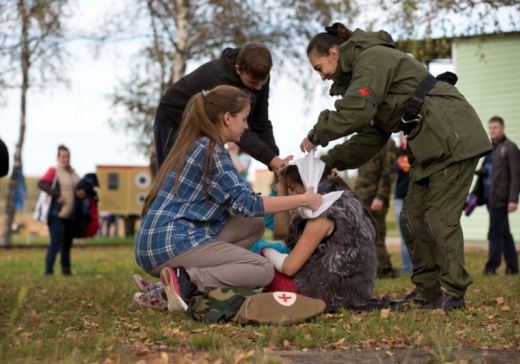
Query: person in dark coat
[[154, 43, 289, 171], [481, 116, 520, 275], [0, 137, 8, 177], [260, 166, 377, 311]]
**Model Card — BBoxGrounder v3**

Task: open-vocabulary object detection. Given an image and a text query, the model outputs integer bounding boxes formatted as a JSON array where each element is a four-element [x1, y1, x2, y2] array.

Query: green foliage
[[0, 247, 518, 362]]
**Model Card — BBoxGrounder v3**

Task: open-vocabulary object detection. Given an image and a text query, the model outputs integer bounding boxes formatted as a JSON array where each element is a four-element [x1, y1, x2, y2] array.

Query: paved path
[[275, 348, 520, 363]]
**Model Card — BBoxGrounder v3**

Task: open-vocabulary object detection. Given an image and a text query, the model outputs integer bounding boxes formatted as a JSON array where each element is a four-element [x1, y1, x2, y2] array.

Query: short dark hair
[[283, 165, 303, 186], [489, 116, 505, 126], [236, 43, 272, 80], [57, 144, 69, 157]]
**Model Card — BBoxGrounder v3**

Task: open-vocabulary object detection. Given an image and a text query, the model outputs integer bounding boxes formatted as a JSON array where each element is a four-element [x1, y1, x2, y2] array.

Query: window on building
[[108, 173, 119, 190]]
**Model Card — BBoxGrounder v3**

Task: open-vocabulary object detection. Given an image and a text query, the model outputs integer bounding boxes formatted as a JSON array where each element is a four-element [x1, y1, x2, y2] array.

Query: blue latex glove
[[249, 240, 291, 255]]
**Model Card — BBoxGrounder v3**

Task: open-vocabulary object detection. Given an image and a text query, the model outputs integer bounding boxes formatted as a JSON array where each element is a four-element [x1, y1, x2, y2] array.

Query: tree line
[[1, 0, 518, 246]]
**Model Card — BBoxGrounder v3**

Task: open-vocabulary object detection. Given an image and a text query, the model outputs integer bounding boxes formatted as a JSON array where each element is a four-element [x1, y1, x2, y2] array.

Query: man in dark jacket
[[0, 137, 8, 177], [482, 116, 519, 275], [154, 43, 286, 170]]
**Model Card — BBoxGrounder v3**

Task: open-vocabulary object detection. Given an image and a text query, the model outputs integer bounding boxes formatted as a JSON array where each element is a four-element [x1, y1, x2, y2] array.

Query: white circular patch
[[273, 291, 297, 307], [134, 172, 151, 189], [135, 192, 147, 206]]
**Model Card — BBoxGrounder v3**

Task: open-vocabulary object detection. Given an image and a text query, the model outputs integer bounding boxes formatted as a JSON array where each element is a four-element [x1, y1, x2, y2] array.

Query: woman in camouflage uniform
[[300, 23, 491, 311]]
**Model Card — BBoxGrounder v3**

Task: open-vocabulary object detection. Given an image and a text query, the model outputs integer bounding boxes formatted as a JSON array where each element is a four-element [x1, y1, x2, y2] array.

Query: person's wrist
[[296, 194, 305, 208], [269, 156, 280, 169]]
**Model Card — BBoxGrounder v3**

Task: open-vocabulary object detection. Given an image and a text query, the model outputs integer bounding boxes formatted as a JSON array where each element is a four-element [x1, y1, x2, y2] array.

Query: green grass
[[9, 235, 135, 247], [0, 247, 518, 363]]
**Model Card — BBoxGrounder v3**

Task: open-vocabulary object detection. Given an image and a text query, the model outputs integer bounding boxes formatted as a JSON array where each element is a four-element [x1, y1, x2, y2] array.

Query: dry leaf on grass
[[501, 305, 511, 312], [234, 350, 254, 364], [380, 309, 390, 319]]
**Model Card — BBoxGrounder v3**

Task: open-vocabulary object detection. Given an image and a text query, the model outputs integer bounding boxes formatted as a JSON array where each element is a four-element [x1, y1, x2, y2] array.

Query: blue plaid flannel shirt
[[135, 137, 264, 270]]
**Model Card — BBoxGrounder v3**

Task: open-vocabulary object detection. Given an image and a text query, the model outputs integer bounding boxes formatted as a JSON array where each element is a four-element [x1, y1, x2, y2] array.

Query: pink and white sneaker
[[160, 267, 192, 312], [133, 287, 167, 311]]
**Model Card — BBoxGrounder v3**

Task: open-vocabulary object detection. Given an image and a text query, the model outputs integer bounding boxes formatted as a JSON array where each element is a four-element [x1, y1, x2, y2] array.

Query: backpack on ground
[[188, 288, 326, 325]]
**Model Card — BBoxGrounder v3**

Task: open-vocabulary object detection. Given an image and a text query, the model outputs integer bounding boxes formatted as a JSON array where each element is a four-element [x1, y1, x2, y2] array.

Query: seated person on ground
[[259, 165, 377, 311]]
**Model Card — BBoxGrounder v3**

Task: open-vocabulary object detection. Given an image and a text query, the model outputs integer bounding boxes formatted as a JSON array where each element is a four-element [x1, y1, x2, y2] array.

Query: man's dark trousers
[[154, 120, 179, 168], [484, 205, 519, 274]]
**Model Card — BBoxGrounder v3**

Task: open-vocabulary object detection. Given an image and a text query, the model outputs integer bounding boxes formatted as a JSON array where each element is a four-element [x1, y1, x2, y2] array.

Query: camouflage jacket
[[311, 29, 492, 181]]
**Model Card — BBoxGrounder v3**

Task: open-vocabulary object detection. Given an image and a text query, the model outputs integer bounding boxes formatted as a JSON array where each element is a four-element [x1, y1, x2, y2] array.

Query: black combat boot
[[442, 294, 465, 311]]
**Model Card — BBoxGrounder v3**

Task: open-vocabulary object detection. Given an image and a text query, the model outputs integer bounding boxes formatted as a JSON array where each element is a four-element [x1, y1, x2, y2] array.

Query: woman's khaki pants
[[149, 215, 274, 290]]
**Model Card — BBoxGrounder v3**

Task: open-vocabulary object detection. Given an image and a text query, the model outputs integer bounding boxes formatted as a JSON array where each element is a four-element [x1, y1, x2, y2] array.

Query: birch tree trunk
[[170, 0, 190, 85], [2, 0, 29, 247]]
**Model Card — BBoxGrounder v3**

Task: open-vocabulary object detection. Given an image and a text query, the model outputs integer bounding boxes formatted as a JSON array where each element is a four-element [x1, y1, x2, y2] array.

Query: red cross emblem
[[273, 291, 297, 306], [278, 293, 291, 302], [358, 87, 370, 97]]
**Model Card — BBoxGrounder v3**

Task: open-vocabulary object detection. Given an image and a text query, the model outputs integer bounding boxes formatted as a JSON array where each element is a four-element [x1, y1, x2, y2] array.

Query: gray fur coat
[[286, 177, 377, 311]]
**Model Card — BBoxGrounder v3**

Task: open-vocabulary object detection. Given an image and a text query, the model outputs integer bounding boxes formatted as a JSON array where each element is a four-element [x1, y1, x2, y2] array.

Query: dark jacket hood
[[221, 47, 239, 74]]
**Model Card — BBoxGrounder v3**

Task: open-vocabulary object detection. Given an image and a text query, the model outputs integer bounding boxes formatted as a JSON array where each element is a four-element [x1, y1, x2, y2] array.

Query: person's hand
[[270, 155, 294, 172], [226, 142, 239, 157], [371, 198, 383, 212], [76, 189, 87, 199], [300, 137, 316, 153], [508, 202, 518, 213], [303, 187, 322, 211], [57, 196, 65, 205]]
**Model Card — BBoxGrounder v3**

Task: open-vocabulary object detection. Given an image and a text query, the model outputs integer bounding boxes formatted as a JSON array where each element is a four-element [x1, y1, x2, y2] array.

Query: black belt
[[400, 74, 437, 135]]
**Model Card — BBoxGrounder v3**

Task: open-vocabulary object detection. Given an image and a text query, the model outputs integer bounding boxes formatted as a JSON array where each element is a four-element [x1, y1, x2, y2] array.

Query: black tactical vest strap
[[400, 74, 437, 134]]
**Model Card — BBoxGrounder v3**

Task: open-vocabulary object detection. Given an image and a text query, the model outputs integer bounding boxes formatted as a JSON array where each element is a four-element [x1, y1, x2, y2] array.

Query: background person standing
[[38, 145, 85, 276], [394, 134, 412, 273], [481, 116, 520, 275], [354, 138, 397, 278]]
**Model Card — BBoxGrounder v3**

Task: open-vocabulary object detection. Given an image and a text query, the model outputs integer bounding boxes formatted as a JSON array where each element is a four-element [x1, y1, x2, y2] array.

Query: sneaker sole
[[132, 292, 167, 311], [160, 267, 188, 312]]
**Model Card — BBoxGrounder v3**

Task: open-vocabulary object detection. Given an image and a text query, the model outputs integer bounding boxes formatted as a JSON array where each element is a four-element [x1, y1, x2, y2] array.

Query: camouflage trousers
[[360, 198, 393, 275], [400, 157, 479, 299], [372, 207, 394, 275]]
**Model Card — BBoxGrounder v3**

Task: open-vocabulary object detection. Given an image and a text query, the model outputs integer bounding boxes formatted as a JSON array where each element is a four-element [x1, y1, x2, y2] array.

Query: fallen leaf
[[496, 297, 505, 305], [380, 309, 390, 319], [501, 305, 511, 312], [234, 350, 254, 364], [160, 351, 169, 364]]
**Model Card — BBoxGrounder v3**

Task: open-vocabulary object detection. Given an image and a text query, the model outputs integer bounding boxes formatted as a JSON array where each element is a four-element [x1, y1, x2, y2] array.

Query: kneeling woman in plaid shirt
[[134, 85, 322, 312]]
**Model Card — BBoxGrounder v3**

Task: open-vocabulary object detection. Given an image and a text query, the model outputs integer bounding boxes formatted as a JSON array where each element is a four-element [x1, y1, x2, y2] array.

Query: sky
[[0, 2, 329, 177], [0, 1, 515, 178]]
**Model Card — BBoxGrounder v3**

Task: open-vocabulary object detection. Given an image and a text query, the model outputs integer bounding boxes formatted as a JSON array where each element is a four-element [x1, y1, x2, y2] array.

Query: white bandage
[[291, 151, 343, 219], [262, 248, 288, 273]]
